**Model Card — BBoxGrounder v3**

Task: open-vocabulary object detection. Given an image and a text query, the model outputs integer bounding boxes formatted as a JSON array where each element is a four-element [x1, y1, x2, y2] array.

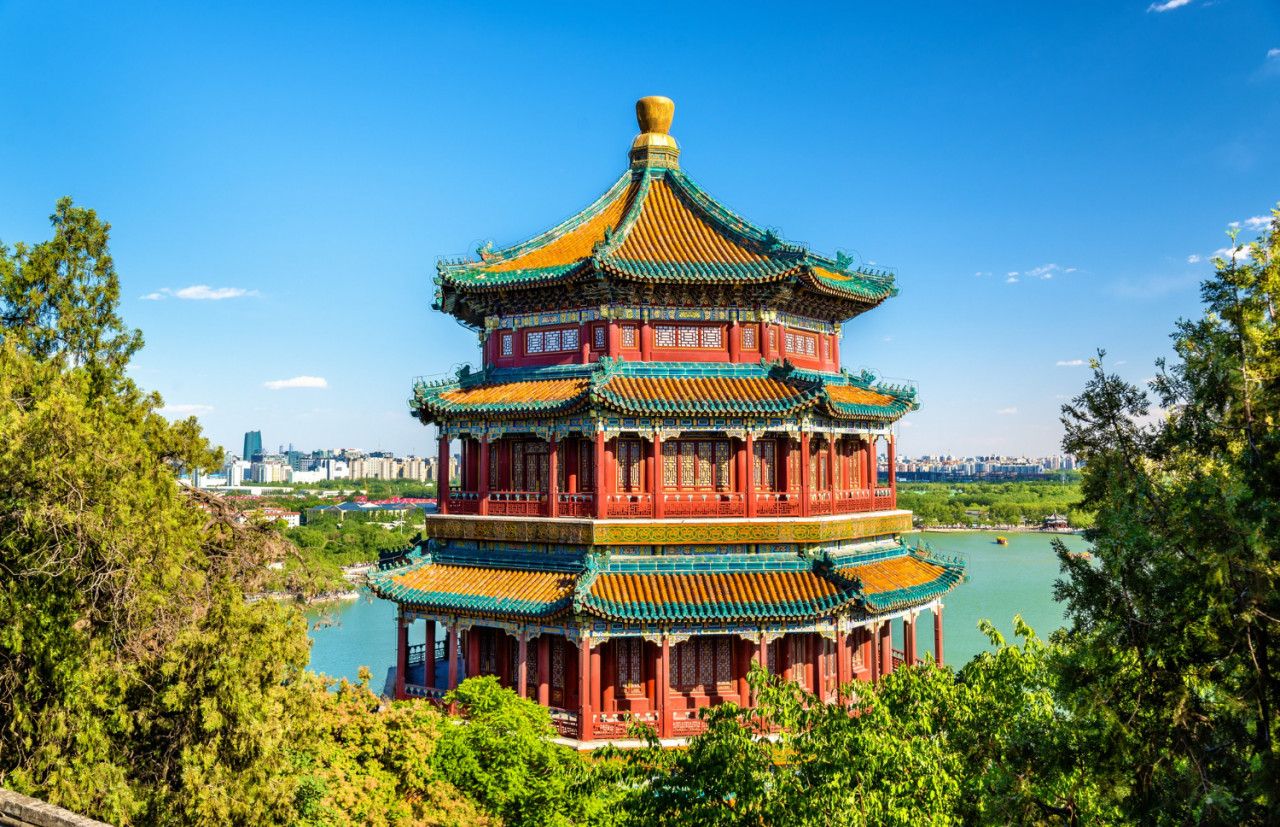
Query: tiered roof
[[410, 361, 918, 425], [433, 98, 897, 327], [368, 543, 964, 624]]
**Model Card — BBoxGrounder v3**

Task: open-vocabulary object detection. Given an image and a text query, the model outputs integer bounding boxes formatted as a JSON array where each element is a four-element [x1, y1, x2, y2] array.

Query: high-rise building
[[242, 431, 263, 462]]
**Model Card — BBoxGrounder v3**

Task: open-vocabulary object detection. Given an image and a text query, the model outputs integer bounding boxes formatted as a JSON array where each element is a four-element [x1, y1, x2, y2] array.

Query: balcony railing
[[606, 493, 653, 518], [557, 492, 595, 518], [755, 492, 801, 517], [441, 487, 896, 519], [487, 490, 545, 517], [662, 492, 745, 518]]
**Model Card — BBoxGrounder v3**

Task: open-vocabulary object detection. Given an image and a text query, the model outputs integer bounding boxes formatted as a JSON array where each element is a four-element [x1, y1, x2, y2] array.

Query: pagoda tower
[[370, 96, 965, 743]]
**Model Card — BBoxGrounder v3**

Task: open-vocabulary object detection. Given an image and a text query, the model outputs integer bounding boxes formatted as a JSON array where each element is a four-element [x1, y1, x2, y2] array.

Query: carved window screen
[[616, 439, 643, 491], [754, 439, 776, 491], [670, 635, 735, 691], [501, 333, 513, 356], [593, 325, 606, 350], [741, 325, 756, 350], [620, 325, 637, 349], [616, 638, 644, 694]]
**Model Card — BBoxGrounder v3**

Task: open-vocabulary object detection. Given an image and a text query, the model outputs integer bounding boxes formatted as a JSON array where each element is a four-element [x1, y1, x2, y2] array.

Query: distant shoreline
[[912, 526, 1084, 536]]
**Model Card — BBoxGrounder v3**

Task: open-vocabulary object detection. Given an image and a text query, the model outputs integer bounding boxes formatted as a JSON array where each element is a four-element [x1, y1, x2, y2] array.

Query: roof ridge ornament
[[630, 96, 680, 170]]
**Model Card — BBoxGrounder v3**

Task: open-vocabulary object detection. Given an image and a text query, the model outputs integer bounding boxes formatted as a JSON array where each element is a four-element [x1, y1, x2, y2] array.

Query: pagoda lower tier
[[368, 511, 966, 744]]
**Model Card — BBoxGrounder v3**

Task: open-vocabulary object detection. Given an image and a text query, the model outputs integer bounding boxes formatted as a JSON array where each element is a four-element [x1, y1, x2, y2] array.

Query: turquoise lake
[[303, 530, 1093, 684]]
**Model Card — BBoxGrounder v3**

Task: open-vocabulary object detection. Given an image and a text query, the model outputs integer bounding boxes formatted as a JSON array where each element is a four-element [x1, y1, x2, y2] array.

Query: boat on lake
[[995, 536, 1009, 546]]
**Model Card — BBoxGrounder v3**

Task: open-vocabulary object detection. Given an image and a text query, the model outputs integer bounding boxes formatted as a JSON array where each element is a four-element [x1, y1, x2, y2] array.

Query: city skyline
[[3, 2, 1278, 458]]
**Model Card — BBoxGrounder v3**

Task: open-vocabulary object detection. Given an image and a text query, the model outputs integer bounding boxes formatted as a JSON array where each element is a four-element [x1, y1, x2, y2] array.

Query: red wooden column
[[744, 431, 757, 518], [728, 321, 741, 363], [590, 641, 603, 717], [644, 436, 656, 504], [832, 327, 841, 369], [547, 434, 559, 518], [658, 637, 672, 738], [593, 428, 606, 518], [425, 619, 437, 689], [866, 437, 877, 489], [888, 433, 897, 506], [736, 638, 751, 703], [758, 634, 768, 671], [580, 325, 591, 364], [477, 435, 490, 516], [395, 612, 408, 700], [607, 320, 621, 358], [537, 635, 550, 706], [640, 320, 653, 361], [904, 614, 917, 667], [653, 431, 665, 519], [447, 622, 460, 690], [437, 435, 451, 515], [868, 624, 880, 682], [934, 606, 945, 667], [827, 434, 837, 504], [878, 621, 893, 677], [517, 632, 529, 699], [467, 627, 481, 680], [835, 628, 849, 701], [578, 637, 593, 741], [800, 432, 812, 517]]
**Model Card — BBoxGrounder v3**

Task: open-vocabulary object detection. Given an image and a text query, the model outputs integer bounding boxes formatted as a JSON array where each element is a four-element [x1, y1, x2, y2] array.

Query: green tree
[[1053, 208, 1280, 823]]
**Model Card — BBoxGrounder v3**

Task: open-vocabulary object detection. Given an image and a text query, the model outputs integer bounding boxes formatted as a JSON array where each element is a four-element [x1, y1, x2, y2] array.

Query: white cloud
[[1026, 263, 1059, 279], [882, 336, 893, 342], [996, 407, 1018, 415], [1056, 359, 1085, 366], [138, 285, 259, 301], [1115, 360, 1127, 365], [1213, 245, 1255, 262], [159, 403, 214, 416], [1006, 277, 1019, 283], [898, 421, 915, 428], [264, 376, 328, 390], [1007, 271, 1019, 277], [1242, 215, 1271, 230], [1187, 254, 1202, 263], [1064, 267, 1077, 273], [1269, 48, 1280, 59], [1147, 0, 1192, 11]]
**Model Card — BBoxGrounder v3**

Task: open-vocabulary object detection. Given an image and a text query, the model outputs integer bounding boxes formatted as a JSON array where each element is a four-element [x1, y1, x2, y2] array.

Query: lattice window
[[593, 325, 605, 350], [557, 445, 566, 492], [700, 327, 722, 348], [489, 443, 499, 489], [563, 328, 579, 350], [754, 439, 776, 491], [768, 327, 777, 351], [823, 337, 831, 360], [741, 325, 756, 350], [526, 639, 538, 692], [715, 638, 732, 684], [679, 443, 695, 488], [655, 325, 678, 348], [526, 331, 544, 354], [617, 638, 644, 694], [620, 325, 637, 348], [790, 440, 802, 491], [617, 439, 643, 491], [678, 326, 699, 348], [538, 453, 549, 493], [804, 335, 816, 356], [767, 639, 778, 675], [851, 631, 864, 669], [790, 635, 807, 690], [579, 441, 595, 491], [512, 442, 525, 490], [672, 635, 734, 691], [551, 637, 565, 707], [545, 329, 561, 352], [501, 333, 513, 356], [784, 331, 795, 353], [714, 441, 731, 491], [480, 630, 496, 676], [695, 442, 713, 487]]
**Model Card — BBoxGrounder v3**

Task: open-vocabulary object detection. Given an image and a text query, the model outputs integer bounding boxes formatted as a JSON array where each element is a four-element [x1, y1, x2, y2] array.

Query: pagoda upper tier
[[434, 96, 897, 329]]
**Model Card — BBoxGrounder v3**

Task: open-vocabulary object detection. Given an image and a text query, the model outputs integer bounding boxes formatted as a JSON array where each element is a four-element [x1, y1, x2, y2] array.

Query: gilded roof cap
[[630, 95, 680, 169]]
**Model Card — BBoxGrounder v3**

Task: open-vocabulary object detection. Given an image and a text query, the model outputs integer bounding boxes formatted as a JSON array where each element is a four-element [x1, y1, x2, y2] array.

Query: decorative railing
[[487, 491, 546, 517], [548, 707, 582, 739], [891, 647, 907, 668], [662, 492, 745, 518], [407, 643, 427, 665], [403, 683, 447, 701], [591, 710, 659, 740], [557, 493, 594, 518], [834, 489, 873, 514], [449, 490, 480, 515], [670, 708, 710, 737], [605, 493, 653, 518], [810, 489, 833, 516], [755, 492, 801, 517]]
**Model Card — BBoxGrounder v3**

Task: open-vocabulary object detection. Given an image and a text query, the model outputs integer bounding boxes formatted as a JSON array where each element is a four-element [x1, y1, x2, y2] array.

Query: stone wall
[[0, 789, 112, 827]]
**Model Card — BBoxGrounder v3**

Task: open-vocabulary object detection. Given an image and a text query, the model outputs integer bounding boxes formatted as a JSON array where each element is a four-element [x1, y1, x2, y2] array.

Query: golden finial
[[630, 96, 680, 169]]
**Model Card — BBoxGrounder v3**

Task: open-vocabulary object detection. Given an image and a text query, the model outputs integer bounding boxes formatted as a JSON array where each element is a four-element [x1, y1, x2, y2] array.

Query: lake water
[[303, 530, 1093, 684]]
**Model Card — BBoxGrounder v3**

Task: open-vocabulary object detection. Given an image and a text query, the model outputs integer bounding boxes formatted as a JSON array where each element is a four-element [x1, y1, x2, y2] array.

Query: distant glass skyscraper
[[242, 430, 262, 461]]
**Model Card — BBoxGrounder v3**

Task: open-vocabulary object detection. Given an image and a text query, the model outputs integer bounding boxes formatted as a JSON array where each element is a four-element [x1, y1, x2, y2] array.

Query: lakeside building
[[369, 97, 965, 744]]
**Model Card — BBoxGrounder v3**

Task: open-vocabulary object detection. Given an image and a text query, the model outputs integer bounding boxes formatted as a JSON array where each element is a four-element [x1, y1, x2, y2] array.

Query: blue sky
[[2, 1, 1277, 458]]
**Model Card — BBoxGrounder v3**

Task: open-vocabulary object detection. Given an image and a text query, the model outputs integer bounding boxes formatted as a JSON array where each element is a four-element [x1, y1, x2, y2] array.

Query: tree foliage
[[1052, 207, 1280, 823]]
